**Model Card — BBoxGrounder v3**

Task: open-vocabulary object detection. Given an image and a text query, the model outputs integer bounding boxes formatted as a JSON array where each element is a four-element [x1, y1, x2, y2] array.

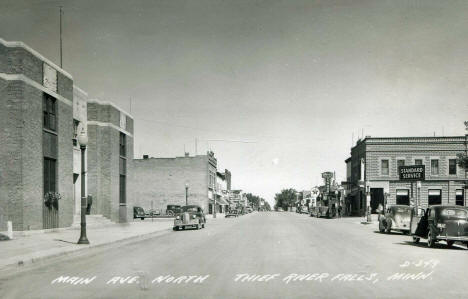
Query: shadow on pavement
[[372, 230, 408, 236], [396, 240, 467, 250]]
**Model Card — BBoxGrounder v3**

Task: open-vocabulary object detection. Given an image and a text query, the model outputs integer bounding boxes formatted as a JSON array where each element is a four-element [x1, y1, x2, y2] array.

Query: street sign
[[398, 165, 425, 181], [321, 172, 333, 179]]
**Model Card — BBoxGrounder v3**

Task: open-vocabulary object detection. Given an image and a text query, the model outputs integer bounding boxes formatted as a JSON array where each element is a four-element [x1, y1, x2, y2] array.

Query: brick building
[[130, 152, 218, 214], [0, 38, 74, 230], [345, 136, 467, 216], [72, 86, 88, 224], [86, 99, 134, 223]]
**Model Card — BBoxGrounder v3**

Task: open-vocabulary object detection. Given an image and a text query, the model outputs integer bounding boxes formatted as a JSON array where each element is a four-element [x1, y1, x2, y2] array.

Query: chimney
[[143, 155, 149, 159]]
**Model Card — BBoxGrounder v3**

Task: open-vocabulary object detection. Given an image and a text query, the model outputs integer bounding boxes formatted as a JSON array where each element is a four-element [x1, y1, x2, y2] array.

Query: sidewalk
[[0, 219, 172, 274]]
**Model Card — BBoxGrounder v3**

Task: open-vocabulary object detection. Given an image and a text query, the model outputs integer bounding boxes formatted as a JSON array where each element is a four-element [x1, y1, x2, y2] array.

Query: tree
[[456, 153, 468, 170], [274, 188, 298, 211]]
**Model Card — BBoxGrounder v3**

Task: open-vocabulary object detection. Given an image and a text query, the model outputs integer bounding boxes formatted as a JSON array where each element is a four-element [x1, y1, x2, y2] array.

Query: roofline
[[0, 38, 73, 79], [87, 98, 133, 119]]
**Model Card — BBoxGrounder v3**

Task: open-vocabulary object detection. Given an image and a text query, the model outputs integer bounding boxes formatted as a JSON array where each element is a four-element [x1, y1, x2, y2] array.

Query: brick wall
[[129, 156, 210, 214], [87, 102, 134, 222], [0, 41, 74, 230]]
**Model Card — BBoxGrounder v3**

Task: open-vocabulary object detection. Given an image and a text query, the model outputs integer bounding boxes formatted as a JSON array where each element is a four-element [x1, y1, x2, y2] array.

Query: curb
[[0, 226, 172, 278]]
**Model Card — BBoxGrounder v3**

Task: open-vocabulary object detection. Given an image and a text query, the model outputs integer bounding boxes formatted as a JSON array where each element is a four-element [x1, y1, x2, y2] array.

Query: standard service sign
[[399, 165, 425, 181]]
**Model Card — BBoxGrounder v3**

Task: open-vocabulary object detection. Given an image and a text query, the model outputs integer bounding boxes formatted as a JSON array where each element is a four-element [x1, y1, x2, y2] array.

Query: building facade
[[0, 38, 74, 230], [86, 99, 134, 223], [130, 152, 218, 214], [346, 136, 467, 216]]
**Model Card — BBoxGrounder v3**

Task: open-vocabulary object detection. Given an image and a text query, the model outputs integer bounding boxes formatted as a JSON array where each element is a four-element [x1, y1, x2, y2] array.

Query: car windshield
[[440, 208, 468, 219], [182, 207, 198, 213]]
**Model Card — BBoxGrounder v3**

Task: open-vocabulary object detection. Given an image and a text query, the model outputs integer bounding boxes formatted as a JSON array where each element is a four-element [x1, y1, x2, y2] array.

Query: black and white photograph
[[0, 1, 467, 298]]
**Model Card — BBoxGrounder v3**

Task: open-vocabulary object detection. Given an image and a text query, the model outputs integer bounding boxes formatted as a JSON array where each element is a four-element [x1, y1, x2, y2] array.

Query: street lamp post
[[77, 127, 89, 244], [185, 183, 189, 206]]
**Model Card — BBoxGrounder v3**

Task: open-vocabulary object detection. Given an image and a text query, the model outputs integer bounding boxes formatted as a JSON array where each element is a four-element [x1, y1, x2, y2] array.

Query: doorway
[[370, 188, 384, 213]]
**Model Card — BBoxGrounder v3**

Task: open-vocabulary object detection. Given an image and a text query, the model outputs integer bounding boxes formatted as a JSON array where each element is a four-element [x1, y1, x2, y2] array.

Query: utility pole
[[59, 6, 63, 68]]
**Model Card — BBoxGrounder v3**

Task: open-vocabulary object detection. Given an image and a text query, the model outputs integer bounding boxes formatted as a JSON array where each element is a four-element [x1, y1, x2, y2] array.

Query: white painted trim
[[0, 38, 73, 79], [87, 120, 133, 137], [73, 85, 88, 97], [87, 98, 133, 119], [0, 73, 72, 106]]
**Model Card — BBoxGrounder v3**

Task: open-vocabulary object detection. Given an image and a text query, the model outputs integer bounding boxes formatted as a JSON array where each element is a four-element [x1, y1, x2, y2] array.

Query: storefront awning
[[210, 198, 229, 205]]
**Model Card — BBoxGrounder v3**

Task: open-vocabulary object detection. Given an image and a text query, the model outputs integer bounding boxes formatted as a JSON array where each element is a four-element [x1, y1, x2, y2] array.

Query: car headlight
[[176, 216, 180, 220], [437, 223, 445, 229]]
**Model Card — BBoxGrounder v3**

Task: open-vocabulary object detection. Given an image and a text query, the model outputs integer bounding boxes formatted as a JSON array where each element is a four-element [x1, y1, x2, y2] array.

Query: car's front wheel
[[446, 240, 454, 248], [427, 228, 436, 248], [173, 226, 178, 231], [379, 221, 385, 233]]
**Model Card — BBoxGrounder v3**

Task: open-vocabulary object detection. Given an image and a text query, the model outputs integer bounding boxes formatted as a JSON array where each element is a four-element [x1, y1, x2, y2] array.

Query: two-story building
[[130, 151, 219, 215], [346, 136, 467, 216]]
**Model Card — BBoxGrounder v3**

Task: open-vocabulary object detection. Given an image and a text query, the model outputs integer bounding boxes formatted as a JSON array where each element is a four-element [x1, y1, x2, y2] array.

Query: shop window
[[456, 189, 464, 206], [414, 159, 423, 165], [381, 160, 389, 175], [449, 159, 457, 175], [428, 189, 441, 206], [430, 160, 439, 175], [396, 189, 409, 205]]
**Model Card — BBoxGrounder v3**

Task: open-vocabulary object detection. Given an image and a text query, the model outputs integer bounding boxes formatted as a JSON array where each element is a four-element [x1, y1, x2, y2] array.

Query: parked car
[[410, 205, 468, 248], [166, 205, 182, 216], [173, 205, 206, 231], [145, 209, 160, 217], [225, 210, 239, 218], [133, 206, 145, 220], [378, 205, 412, 234]]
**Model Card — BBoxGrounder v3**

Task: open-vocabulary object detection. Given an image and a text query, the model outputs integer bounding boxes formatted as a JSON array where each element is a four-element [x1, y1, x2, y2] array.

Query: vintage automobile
[[378, 205, 412, 234], [173, 205, 206, 231], [166, 204, 182, 216], [145, 209, 160, 217], [225, 210, 239, 218], [133, 206, 145, 220], [410, 205, 468, 248]]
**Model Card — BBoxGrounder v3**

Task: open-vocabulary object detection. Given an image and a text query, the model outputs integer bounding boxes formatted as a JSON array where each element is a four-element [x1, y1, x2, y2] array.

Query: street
[[1, 212, 467, 299]]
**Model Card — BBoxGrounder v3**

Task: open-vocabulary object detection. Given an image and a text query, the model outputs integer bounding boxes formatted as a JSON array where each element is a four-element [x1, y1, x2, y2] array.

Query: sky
[[1, 0, 467, 205]]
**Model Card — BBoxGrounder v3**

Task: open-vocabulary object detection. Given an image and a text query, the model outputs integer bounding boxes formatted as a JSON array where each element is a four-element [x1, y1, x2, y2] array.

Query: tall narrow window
[[431, 159, 439, 175], [381, 160, 389, 175], [397, 159, 405, 169], [449, 159, 457, 175], [43, 94, 57, 131], [119, 133, 126, 205]]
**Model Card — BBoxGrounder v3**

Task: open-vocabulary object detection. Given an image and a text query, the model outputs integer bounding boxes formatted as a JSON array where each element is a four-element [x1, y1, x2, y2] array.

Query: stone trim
[[0, 73, 72, 106], [364, 136, 465, 144], [87, 120, 134, 137], [0, 38, 73, 79]]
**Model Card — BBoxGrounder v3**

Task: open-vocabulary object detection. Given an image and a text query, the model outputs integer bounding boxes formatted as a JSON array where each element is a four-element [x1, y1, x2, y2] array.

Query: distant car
[[410, 205, 468, 248], [246, 207, 253, 213], [378, 205, 412, 234], [173, 205, 206, 231], [225, 210, 239, 218], [145, 209, 160, 217], [166, 205, 182, 216], [133, 206, 145, 220]]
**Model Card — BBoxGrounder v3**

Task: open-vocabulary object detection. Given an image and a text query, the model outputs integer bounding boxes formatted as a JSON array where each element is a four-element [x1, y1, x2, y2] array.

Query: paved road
[[1, 212, 467, 299]]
